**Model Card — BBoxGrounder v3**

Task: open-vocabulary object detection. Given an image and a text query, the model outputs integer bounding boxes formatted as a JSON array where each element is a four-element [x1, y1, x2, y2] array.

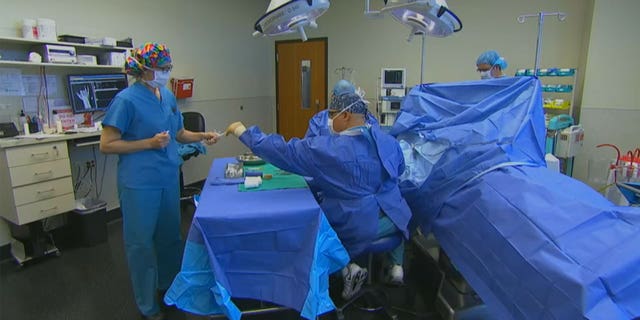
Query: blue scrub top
[[103, 82, 184, 188], [240, 125, 411, 258]]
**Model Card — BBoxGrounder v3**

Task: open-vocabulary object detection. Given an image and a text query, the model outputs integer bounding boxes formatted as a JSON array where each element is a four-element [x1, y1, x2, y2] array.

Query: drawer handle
[[31, 152, 50, 158], [36, 188, 56, 194], [34, 170, 53, 176], [40, 206, 58, 213]]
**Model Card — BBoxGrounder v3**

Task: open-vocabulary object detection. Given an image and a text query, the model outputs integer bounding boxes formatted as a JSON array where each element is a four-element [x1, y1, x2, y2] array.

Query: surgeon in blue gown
[[225, 91, 411, 299], [100, 42, 220, 320]]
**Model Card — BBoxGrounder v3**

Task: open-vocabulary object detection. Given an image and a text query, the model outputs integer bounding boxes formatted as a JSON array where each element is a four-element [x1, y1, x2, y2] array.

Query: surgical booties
[[390, 76, 640, 320]]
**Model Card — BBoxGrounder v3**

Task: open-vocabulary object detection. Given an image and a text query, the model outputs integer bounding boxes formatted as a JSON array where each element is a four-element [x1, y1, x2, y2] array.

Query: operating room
[[0, 0, 639, 319]]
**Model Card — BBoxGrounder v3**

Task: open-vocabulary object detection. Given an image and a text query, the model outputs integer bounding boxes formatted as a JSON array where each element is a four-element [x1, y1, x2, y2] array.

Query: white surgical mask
[[145, 70, 171, 88], [480, 69, 492, 80], [326, 101, 358, 134]]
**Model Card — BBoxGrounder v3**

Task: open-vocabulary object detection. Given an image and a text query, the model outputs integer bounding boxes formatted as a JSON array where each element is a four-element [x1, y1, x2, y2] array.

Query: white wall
[[572, 0, 640, 185], [297, 0, 594, 104], [0, 0, 275, 245]]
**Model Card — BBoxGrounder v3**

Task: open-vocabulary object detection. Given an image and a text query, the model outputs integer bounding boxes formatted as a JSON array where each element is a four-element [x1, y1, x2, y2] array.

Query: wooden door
[[275, 38, 327, 140]]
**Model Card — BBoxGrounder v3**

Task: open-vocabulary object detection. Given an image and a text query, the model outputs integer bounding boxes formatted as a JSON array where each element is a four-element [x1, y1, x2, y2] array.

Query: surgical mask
[[145, 70, 171, 88], [480, 69, 492, 80], [326, 101, 357, 134]]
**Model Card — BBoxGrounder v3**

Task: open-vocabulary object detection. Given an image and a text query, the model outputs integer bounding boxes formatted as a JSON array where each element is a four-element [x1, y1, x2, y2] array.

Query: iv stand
[[517, 11, 566, 72], [334, 66, 353, 80], [420, 32, 426, 84]]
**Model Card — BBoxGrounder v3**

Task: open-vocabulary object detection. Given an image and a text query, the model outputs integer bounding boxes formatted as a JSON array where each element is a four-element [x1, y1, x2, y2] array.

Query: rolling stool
[[335, 233, 403, 320]]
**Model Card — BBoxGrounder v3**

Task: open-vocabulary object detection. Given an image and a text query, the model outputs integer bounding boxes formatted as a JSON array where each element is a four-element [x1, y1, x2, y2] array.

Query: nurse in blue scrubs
[[225, 91, 412, 300], [99, 42, 219, 320]]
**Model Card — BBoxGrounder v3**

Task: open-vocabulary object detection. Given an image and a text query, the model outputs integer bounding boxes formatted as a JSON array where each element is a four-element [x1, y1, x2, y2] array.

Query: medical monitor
[[67, 73, 128, 114], [381, 68, 406, 89]]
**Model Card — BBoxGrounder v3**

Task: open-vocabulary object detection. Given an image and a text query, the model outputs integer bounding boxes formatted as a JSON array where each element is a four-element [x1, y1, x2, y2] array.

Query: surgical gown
[[239, 125, 411, 258]]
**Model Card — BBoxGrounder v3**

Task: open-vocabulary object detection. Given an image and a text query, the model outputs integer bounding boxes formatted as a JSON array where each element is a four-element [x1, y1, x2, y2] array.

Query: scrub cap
[[332, 80, 356, 97], [476, 50, 508, 70], [329, 92, 368, 114], [125, 42, 172, 76]]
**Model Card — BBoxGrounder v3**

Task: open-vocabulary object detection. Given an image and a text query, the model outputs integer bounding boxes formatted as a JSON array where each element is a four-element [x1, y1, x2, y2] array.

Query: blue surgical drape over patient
[[391, 76, 640, 319]]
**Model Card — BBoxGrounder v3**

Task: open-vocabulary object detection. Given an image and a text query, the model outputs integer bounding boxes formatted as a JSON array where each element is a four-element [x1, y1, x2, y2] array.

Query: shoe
[[341, 263, 368, 300], [141, 311, 165, 320], [385, 264, 404, 286]]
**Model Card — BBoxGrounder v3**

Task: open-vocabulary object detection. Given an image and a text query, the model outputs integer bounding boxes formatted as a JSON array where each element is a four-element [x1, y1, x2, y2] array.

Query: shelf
[[0, 36, 130, 52], [0, 60, 123, 69]]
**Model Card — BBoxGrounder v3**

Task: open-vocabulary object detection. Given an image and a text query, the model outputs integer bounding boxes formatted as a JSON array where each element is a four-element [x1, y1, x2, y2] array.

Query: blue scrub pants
[[377, 215, 404, 265], [119, 184, 182, 317]]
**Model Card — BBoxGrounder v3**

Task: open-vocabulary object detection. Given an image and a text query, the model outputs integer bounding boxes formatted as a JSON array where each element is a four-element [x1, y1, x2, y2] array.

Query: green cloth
[[238, 163, 308, 192]]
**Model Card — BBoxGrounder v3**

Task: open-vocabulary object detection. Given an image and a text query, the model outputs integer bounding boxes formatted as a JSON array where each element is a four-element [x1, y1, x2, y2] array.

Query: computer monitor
[[67, 73, 128, 114], [381, 68, 406, 89]]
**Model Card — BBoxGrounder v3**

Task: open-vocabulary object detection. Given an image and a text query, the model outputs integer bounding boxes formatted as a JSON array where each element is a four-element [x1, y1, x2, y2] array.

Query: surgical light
[[253, 0, 330, 42], [373, 0, 462, 41]]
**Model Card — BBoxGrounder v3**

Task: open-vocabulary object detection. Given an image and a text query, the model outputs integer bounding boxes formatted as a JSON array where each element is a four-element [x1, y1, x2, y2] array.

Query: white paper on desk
[[17, 133, 65, 138], [22, 75, 57, 96], [0, 68, 25, 96]]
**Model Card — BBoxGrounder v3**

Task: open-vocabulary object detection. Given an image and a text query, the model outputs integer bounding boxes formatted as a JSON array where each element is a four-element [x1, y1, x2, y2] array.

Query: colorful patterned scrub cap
[[125, 42, 172, 76], [329, 92, 368, 115]]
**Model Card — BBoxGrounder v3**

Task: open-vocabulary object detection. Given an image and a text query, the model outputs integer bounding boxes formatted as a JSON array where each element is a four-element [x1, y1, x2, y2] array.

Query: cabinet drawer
[[15, 193, 75, 225], [9, 159, 71, 187], [6, 142, 68, 167], [12, 177, 74, 206]]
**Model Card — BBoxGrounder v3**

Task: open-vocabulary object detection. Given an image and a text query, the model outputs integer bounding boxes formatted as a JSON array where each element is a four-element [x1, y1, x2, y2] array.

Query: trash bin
[[70, 198, 107, 247]]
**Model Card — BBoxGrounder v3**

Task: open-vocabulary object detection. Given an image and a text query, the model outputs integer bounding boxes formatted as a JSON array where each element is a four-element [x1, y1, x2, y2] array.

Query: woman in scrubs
[[100, 42, 219, 320]]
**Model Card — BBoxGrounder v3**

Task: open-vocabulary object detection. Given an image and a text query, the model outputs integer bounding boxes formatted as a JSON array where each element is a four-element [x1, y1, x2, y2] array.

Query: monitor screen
[[381, 68, 406, 89], [67, 73, 128, 114]]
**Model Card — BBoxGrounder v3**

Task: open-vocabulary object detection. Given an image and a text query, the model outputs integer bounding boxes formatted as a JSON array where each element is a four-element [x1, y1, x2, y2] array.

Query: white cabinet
[[0, 36, 129, 69], [0, 141, 75, 225]]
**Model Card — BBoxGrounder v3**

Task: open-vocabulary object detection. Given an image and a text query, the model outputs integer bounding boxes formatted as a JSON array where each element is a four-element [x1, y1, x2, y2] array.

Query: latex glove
[[150, 131, 170, 149], [225, 122, 246, 137], [202, 131, 220, 145]]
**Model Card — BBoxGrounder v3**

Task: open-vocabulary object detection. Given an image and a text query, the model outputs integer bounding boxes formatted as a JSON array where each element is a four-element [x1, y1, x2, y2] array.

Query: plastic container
[[22, 19, 38, 39], [70, 199, 107, 247], [556, 85, 573, 93], [36, 18, 57, 41]]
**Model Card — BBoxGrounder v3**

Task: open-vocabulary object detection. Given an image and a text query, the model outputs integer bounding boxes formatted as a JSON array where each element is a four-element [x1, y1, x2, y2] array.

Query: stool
[[335, 233, 403, 320]]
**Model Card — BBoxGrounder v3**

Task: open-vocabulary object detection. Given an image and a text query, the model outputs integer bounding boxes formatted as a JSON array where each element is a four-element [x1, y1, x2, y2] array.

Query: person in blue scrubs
[[99, 42, 220, 320], [476, 50, 508, 79], [225, 91, 412, 299]]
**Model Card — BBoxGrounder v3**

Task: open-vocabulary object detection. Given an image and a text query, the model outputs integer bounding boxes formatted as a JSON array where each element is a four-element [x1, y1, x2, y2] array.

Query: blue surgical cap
[[329, 92, 368, 114], [332, 80, 356, 96], [476, 50, 508, 70]]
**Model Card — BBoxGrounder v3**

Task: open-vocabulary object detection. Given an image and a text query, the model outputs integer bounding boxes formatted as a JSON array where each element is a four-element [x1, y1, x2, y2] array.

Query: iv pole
[[517, 11, 566, 72]]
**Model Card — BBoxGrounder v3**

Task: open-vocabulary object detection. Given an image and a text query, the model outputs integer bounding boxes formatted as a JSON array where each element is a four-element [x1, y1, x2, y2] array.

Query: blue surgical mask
[[145, 70, 171, 88]]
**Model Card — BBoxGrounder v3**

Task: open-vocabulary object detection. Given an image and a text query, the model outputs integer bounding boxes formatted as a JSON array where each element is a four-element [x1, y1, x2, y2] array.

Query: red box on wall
[[171, 78, 194, 99]]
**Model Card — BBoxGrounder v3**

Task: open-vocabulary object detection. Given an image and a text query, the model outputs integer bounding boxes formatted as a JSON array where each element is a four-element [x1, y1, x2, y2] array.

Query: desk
[[0, 131, 101, 263], [0, 132, 101, 225], [165, 157, 349, 320]]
